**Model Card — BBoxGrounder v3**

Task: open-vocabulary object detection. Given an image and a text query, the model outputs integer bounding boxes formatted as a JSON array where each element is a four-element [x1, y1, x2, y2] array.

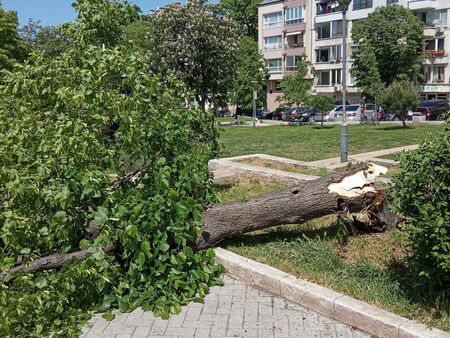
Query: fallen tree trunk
[[195, 162, 397, 249], [1, 163, 397, 281]]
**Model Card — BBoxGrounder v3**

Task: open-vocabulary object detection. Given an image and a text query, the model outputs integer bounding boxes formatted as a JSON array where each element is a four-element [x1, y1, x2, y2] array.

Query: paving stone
[[81, 276, 370, 338]]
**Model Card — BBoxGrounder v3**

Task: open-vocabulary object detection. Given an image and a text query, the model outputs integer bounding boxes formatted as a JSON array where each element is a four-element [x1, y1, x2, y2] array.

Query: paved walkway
[[81, 276, 370, 338]]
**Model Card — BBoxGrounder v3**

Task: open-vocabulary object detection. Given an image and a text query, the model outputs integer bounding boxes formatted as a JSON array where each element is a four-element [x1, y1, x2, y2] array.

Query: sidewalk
[[81, 275, 370, 338]]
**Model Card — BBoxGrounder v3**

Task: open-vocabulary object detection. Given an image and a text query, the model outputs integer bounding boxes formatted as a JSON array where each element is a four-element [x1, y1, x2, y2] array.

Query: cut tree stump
[[1, 162, 397, 281]]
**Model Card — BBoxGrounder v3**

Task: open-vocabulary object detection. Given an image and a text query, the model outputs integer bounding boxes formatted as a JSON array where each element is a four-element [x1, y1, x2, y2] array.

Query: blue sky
[[2, 0, 217, 27]]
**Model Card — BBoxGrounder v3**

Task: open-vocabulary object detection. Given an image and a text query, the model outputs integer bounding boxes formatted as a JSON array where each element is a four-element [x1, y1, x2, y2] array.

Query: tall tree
[[230, 36, 267, 111], [147, 0, 240, 111], [351, 42, 384, 101], [220, 0, 260, 39], [0, 3, 26, 75], [352, 5, 424, 86], [69, 0, 140, 47], [278, 57, 312, 106]]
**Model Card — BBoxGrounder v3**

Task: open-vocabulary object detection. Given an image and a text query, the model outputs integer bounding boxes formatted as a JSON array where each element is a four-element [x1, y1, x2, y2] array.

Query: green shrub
[[0, 2, 222, 337], [390, 121, 450, 286]]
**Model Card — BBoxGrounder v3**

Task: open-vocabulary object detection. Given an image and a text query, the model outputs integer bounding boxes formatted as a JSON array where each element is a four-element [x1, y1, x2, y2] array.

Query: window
[[316, 48, 330, 63], [275, 80, 282, 91], [353, 0, 373, 10], [286, 33, 304, 48], [331, 20, 343, 37], [263, 36, 282, 50], [426, 10, 447, 27], [386, 0, 398, 4], [266, 59, 282, 73], [317, 71, 331, 85], [264, 12, 282, 28], [330, 45, 342, 62], [316, 45, 341, 63], [423, 65, 446, 83], [285, 7, 304, 25], [432, 66, 445, 82], [425, 38, 445, 51], [286, 55, 303, 71], [331, 69, 342, 85], [316, 23, 331, 39]]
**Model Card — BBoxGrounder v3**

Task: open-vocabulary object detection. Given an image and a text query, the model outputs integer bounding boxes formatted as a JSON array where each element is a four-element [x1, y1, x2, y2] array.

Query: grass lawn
[[215, 179, 450, 332], [219, 124, 443, 161]]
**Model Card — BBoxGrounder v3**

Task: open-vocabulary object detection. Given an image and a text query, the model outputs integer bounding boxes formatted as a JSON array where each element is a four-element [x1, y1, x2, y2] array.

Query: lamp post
[[251, 80, 258, 128], [339, 0, 351, 163]]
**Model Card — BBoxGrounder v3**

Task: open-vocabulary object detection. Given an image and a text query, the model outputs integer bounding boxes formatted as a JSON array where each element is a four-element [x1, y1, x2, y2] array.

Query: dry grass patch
[[237, 158, 329, 177]]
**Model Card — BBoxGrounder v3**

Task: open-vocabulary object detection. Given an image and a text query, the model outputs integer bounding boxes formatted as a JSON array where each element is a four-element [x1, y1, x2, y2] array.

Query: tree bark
[[1, 163, 397, 281], [195, 163, 396, 249]]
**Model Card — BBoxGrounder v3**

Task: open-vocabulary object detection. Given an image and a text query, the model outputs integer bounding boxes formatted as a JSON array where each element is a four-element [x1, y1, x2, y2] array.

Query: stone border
[[214, 248, 450, 338]]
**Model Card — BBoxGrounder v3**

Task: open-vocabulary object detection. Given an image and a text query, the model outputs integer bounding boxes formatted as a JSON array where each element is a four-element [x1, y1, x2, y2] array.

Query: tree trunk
[[1, 163, 397, 281], [195, 163, 396, 249]]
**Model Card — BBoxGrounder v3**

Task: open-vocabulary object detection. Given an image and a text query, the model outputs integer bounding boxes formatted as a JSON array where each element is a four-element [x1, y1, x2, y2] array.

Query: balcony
[[316, 0, 342, 16], [408, 0, 437, 11], [419, 49, 446, 58]]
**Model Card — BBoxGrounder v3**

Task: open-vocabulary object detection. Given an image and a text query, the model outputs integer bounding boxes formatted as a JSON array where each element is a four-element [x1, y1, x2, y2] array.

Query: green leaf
[[36, 277, 48, 289], [79, 239, 90, 250], [140, 240, 150, 255], [137, 252, 146, 266], [102, 311, 115, 321], [20, 248, 31, 255], [126, 224, 138, 238]]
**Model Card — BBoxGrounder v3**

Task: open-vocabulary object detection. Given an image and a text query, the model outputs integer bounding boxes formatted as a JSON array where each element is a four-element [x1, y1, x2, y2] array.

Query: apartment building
[[258, 0, 312, 111], [258, 0, 450, 110]]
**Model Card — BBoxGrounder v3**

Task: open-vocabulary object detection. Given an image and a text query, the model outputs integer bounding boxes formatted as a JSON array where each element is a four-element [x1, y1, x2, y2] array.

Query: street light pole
[[251, 80, 258, 128], [340, 1, 351, 163]]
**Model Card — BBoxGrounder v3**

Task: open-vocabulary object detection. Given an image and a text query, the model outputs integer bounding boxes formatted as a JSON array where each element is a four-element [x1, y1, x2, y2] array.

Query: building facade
[[258, 0, 450, 111]]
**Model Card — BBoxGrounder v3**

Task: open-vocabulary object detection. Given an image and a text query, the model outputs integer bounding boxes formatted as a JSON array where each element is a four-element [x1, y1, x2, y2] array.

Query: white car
[[325, 104, 376, 122]]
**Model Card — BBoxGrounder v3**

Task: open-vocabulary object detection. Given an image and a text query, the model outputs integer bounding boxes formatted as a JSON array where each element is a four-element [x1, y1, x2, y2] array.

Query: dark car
[[270, 107, 288, 120], [417, 100, 449, 121], [288, 107, 318, 123]]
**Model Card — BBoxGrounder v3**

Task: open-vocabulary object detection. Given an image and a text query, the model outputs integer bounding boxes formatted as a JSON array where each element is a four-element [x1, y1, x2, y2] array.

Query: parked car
[[270, 107, 288, 120], [255, 108, 270, 119], [287, 107, 320, 123], [327, 103, 375, 122], [323, 103, 377, 123], [416, 100, 449, 121]]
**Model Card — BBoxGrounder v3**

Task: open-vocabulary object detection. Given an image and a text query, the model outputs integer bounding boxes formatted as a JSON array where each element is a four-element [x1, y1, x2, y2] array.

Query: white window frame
[[263, 12, 282, 29], [266, 59, 282, 73], [264, 36, 282, 51], [285, 7, 304, 25]]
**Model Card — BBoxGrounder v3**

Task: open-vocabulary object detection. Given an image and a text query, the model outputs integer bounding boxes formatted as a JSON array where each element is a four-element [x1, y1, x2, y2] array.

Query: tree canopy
[[379, 80, 420, 127], [230, 36, 267, 110], [352, 5, 424, 86], [220, 0, 260, 39], [0, 3, 27, 76], [147, 0, 240, 111], [351, 41, 384, 101], [278, 57, 312, 106], [0, 1, 222, 336]]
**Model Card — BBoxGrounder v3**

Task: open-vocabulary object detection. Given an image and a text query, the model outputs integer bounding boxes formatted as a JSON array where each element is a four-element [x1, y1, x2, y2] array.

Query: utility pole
[[252, 80, 258, 128], [339, 0, 351, 163]]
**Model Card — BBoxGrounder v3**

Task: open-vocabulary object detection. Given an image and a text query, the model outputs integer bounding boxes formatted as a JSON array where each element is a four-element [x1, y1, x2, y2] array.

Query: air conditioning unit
[[436, 26, 444, 35], [334, 85, 342, 91]]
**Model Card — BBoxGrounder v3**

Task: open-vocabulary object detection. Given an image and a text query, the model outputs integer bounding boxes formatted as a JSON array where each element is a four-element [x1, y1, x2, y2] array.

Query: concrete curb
[[214, 248, 450, 338]]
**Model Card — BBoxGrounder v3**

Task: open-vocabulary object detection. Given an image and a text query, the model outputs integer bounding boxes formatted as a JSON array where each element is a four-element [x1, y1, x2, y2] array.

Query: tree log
[[195, 163, 397, 249], [1, 163, 396, 281]]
